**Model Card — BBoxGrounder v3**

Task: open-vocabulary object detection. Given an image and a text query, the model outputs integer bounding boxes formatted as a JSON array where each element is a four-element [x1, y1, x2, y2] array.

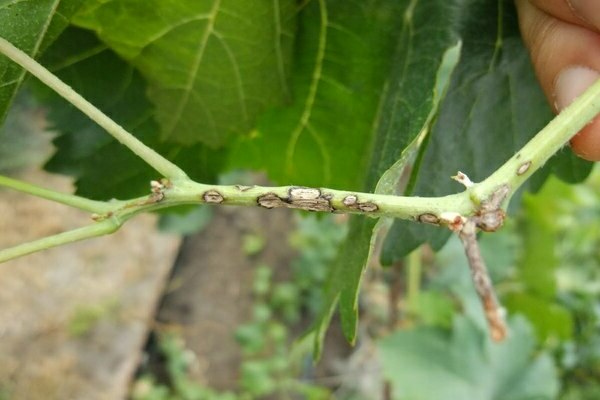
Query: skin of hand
[[516, 0, 600, 161]]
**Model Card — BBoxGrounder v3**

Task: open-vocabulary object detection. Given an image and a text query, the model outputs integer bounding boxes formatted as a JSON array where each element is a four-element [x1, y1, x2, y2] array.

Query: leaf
[[230, 0, 404, 191], [34, 28, 224, 200], [381, 0, 593, 265], [310, 0, 464, 349], [0, 0, 83, 125], [517, 193, 559, 299], [379, 316, 559, 400], [502, 178, 576, 342], [72, 0, 296, 147], [504, 293, 573, 342], [533, 147, 594, 188]]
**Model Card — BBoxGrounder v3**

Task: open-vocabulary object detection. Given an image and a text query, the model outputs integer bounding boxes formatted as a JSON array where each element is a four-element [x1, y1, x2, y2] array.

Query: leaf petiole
[[0, 218, 121, 263], [0, 174, 114, 213], [0, 36, 188, 181]]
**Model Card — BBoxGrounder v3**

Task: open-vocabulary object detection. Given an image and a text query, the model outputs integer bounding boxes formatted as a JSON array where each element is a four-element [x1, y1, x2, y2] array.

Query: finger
[[526, 0, 587, 27], [517, 0, 600, 104], [517, 0, 600, 160], [567, 0, 600, 32], [556, 67, 600, 160]]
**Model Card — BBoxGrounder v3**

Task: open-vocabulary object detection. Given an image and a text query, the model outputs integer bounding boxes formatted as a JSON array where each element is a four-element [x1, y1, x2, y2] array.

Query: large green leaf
[[72, 0, 296, 147], [0, 0, 83, 124], [502, 177, 580, 342], [33, 28, 224, 200], [310, 0, 463, 348], [379, 316, 559, 400], [381, 0, 593, 265], [229, 0, 403, 191]]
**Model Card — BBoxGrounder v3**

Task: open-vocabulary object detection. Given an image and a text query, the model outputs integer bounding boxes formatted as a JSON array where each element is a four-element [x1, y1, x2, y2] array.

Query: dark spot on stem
[[418, 213, 440, 225], [358, 202, 378, 212], [203, 190, 224, 204], [257, 193, 286, 209], [340, 194, 379, 213], [343, 195, 358, 206], [476, 209, 505, 232], [517, 161, 532, 176], [257, 188, 333, 212], [288, 187, 332, 211]]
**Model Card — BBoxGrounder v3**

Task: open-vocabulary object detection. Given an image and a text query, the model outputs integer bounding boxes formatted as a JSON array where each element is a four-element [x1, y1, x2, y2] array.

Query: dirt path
[[156, 205, 296, 389], [0, 170, 181, 400]]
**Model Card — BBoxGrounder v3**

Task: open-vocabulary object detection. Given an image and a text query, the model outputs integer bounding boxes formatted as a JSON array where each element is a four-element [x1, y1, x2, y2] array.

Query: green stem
[[138, 180, 475, 220], [0, 36, 188, 180], [0, 219, 121, 263], [473, 77, 600, 203], [0, 174, 114, 213], [1, 39, 600, 264]]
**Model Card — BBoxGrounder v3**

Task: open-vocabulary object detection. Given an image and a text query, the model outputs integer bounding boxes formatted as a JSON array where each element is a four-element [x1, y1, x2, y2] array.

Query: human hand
[[516, 0, 600, 160]]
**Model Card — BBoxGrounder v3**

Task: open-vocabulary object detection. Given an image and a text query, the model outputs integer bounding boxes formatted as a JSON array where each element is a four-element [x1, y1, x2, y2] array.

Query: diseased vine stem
[[1, 36, 600, 341], [0, 48, 599, 262]]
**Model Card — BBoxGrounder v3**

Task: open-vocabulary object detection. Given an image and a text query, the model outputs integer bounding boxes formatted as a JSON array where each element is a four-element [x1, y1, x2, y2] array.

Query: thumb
[[517, 0, 600, 160], [556, 67, 600, 160], [555, 66, 600, 111]]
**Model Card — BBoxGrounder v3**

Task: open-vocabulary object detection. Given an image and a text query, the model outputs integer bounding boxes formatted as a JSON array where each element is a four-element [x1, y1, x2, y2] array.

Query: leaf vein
[[137, 13, 212, 55], [164, 0, 221, 140], [213, 31, 248, 123], [273, 0, 290, 98], [306, 121, 332, 184], [285, 0, 328, 175]]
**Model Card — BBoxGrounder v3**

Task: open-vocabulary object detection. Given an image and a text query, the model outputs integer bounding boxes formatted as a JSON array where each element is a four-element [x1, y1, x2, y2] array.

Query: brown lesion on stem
[[91, 211, 113, 222], [418, 213, 440, 225], [148, 180, 166, 203], [143, 178, 173, 205], [257, 192, 288, 209], [456, 184, 510, 342], [341, 194, 379, 212], [255, 187, 382, 213], [357, 202, 378, 212], [258, 187, 333, 212], [203, 190, 224, 204], [288, 187, 333, 211], [517, 161, 532, 176]]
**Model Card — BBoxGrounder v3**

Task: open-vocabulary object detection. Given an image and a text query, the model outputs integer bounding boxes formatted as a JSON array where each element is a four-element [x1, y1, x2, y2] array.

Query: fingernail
[[554, 66, 600, 111], [567, 0, 600, 28]]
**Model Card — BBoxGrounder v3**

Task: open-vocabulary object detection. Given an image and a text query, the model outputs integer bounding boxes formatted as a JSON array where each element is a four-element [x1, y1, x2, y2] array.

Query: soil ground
[[0, 169, 180, 400]]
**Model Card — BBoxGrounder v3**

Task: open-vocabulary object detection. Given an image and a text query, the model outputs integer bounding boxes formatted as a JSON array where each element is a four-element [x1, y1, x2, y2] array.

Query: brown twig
[[453, 183, 509, 341], [458, 219, 507, 341]]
